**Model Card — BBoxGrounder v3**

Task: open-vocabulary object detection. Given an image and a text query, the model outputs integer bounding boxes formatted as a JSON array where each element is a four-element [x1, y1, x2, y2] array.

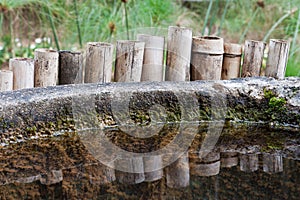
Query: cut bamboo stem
[[34, 49, 59, 87], [242, 40, 266, 77], [85, 42, 114, 83], [9, 58, 34, 90], [0, 70, 13, 91], [59, 50, 83, 84], [191, 36, 224, 80], [114, 40, 145, 82], [265, 39, 290, 79], [165, 152, 190, 188], [221, 43, 242, 80], [165, 26, 192, 81], [137, 34, 165, 81]]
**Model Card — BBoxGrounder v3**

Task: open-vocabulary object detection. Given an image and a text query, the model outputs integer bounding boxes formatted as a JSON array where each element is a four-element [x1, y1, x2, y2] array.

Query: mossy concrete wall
[[0, 77, 299, 140]]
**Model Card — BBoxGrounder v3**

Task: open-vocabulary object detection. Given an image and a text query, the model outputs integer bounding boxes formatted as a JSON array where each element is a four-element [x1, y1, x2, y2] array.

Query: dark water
[[0, 124, 299, 199]]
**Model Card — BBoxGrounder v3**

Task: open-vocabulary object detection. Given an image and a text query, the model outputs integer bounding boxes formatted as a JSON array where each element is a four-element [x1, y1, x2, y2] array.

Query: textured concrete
[[0, 77, 299, 137]]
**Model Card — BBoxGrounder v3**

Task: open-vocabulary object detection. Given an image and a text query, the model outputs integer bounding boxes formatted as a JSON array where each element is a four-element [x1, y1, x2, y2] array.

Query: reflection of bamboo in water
[[221, 152, 238, 168], [165, 152, 190, 188], [40, 170, 63, 185], [191, 151, 220, 177], [85, 164, 116, 185], [143, 155, 163, 182], [239, 153, 259, 172], [263, 153, 283, 174], [115, 157, 145, 184], [62, 163, 116, 186]]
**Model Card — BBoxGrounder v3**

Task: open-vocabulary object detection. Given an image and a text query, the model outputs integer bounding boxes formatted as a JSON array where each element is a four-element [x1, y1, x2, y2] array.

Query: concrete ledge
[[0, 77, 299, 141]]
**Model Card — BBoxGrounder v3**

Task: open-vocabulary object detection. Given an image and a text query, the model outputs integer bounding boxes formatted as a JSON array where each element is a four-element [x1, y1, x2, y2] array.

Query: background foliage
[[0, 0, 299, 76]]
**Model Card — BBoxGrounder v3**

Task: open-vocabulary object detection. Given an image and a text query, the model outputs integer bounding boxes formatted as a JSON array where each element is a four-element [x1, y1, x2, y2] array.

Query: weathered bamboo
[[165, 26, 192, 81], [59, 50, 83, 84], [191, 36, 224, 80], [263, 153, 283, 174], [221, 43, 242, 80], [137, 34, 165, 81], [242, 40, 266, 77], [34, 48, 59, 87], [9, 58, 34, 90], [143, 155, 163, 182], [114, 40, 145, 82], [114, 157, 145, 184], [85, 42, 114, 83], [0, 70, 13, 91], [191, 151, 220, 176], [165, 152, 190, 188], [239, 153, 258, 172], [220, 152, 238, 168], [265, 39, 290, 79]]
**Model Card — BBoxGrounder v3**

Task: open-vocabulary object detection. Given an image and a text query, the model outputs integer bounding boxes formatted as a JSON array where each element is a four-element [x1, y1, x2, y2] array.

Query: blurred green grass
[[0, 0, 299, 76]]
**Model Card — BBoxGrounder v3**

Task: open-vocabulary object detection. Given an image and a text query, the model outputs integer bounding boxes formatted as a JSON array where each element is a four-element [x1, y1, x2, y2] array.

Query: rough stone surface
[[0, 77, 299, 140]]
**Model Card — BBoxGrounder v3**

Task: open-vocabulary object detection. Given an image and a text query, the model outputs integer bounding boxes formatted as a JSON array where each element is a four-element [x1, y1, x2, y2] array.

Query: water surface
[[0, 123, 299, 199]]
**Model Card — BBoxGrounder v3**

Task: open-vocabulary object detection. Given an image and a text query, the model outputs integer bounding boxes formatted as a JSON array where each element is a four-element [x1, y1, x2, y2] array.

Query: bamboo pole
[[143, 155, 163, 182], [191, 36, 224, 80], [137, 34, 165, 81], [34, 48, 59, 87], [221, 43, 242, 80], [239, 153, 258, 172], [0, 70, 13, 91], [263, 153, 283, 174], [165, 152, 190, 188], [114, 40, 145, 82], [85, 42, 114, 83], [265, 39, 290, 79], [59, 50, 83, 84], [165, 26, 192, 81], [242, 40, 266, 77], [9, 58, 34, 90]]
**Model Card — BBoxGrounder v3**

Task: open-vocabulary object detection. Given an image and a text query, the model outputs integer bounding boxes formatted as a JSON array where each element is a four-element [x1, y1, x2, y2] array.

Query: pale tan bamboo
[[34, 49, 59, 87], [0, 70, 13, 91], [165, 26, 192, 81], [137, 34, 165, 81], [265, 39, 290, 79], [242, 40, 266, 77], [9, 58, 34, 90], [85, 42, 114, 83], [191, 36, 224, 80], [114, 40, 145, 82], [221, 43, 242, 80]]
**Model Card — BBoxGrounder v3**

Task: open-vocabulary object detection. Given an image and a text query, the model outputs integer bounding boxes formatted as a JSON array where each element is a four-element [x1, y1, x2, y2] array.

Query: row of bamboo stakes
[[0, 26, 290, 92], [84, 151, 283, 188], [0, 150, 283, 188], [114, 152, 283, 188]]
